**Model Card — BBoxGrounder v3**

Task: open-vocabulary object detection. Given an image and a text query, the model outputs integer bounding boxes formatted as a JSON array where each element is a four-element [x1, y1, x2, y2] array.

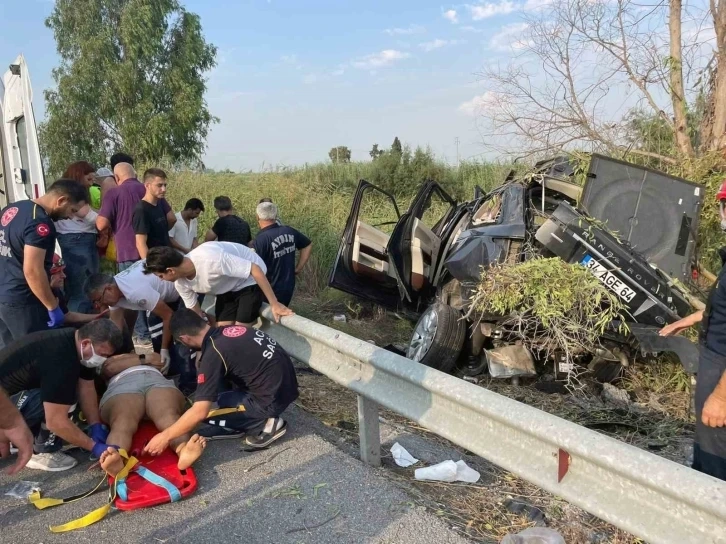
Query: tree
[[391, 137, 403, 156], [329, 146, 351, 163], [476, 0, 723, 163], [700, 0, 726, 153], [40, 0, 217, 176], [369, 143, 384, 161]]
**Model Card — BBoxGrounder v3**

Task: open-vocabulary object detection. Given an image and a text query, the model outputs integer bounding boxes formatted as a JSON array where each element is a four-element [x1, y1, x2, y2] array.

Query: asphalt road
[[0, 406, 470, 544]]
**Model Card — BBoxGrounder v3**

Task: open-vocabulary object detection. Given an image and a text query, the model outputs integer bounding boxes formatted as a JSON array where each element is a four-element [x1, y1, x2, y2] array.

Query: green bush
[[468, 258, 629, 361]]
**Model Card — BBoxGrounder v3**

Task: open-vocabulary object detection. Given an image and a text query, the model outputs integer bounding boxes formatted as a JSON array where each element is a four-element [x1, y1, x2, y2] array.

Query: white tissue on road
[[454, 460, 480, 483], [390, 442, 419, 467], [413, 459, 481, 483], [415, 460, 458, 481]]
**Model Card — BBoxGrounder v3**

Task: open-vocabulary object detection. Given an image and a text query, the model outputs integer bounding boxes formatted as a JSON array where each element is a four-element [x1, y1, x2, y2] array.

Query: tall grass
[[165, 159, 506, 296]]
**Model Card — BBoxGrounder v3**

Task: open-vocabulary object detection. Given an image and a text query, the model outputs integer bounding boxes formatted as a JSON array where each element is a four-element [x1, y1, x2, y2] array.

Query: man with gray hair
[[252, 201, 312, 306]]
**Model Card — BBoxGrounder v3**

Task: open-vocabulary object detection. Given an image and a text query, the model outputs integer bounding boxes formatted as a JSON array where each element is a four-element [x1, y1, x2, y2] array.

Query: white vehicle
[[0, 55, 46, 207]]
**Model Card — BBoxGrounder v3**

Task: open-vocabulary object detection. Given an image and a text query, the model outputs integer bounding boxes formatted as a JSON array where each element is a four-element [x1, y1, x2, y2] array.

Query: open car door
[[387, 182, 457, 307], [328, 180, 404, 309], [0, 55, 45, 209]]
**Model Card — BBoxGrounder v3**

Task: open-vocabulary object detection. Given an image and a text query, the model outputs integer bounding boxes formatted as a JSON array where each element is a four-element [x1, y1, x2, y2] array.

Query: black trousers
[[693, 346, 726, 481], [206, 390, 291, 435], [0, 300, 47, 350]]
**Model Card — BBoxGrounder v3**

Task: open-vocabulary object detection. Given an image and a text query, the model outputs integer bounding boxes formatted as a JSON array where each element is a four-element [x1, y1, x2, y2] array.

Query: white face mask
[[81, 342, 107, 368]]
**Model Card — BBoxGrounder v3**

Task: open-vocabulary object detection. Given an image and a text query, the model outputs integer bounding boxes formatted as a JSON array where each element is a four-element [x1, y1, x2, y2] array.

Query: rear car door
[[387, 182, 457, 307], [328, 180, 404, 309], [0, 55, 46, 209]]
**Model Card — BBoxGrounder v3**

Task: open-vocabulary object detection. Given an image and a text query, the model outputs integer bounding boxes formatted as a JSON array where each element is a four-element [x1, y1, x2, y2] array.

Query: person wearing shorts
[[142, 243, 293, 326], [143, 310, 298, 449], [95, 351, 206, 477]]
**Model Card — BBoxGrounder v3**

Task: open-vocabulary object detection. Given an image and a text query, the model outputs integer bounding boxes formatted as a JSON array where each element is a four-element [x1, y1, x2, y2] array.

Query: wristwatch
[[139, 354, 147, 365]]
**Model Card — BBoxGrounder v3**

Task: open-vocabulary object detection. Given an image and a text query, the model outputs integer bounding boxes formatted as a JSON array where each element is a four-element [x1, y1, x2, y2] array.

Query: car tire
[[591, 361, 623, 383], [455, 353, 488, 377], [407, 303, 466, 373]]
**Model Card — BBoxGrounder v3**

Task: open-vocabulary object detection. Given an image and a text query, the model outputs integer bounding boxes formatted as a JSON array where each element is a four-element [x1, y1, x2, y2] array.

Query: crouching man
[[0, 320, 123, 471], [94, 352, 206, 476], [144, 310, 298, 454]]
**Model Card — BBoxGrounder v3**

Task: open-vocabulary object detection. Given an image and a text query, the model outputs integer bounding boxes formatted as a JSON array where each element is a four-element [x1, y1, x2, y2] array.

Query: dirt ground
[[290, 292, 695, 543]]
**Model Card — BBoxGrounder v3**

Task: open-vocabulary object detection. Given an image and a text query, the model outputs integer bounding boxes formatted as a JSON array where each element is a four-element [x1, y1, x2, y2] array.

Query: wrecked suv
[[328, 155, 703, 381]]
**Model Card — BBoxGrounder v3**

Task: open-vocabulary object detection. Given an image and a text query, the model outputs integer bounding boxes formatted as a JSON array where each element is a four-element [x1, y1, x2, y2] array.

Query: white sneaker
[[25, 451, 78, 472]]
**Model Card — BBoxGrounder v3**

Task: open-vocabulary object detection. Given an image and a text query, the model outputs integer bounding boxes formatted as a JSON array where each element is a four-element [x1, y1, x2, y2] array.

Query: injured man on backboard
[[94, 352, 207, 476]]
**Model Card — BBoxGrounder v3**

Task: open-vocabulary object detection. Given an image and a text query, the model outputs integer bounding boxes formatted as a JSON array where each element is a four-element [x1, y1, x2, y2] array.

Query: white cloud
[[420, 39, 448, 51], [443, 9, 459, 23], [468, 1, 518, 20], [489, 22, 532, 51], [461, 25, 484, 33], [353, 49, 411, 69], [384, 24, 425, 36], [303, 74, 318, 85], [419, 39, 463, 52], [458, 91, 504, 116]]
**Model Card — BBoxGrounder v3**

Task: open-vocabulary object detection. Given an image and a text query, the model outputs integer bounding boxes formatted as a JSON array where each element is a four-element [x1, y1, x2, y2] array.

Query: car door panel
[[328, 180, 403, 309], [387, 182, 457, 305]]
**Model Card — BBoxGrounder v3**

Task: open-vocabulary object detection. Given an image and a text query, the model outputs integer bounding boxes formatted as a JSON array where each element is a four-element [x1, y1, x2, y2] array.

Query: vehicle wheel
[[407, 303, 466, 373], [455, 353, 488, 377], [591, 361, 623, 383]]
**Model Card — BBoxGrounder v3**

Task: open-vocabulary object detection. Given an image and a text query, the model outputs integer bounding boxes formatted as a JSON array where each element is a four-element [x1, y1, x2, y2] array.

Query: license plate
[[580, 255, 636, 303]]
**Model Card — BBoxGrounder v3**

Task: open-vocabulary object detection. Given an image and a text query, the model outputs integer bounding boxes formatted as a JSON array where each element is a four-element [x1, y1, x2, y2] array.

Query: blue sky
[[1, 0, 540, 170]]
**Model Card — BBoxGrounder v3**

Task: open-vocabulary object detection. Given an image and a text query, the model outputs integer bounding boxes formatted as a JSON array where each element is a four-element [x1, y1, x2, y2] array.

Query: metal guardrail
[[259, 306, 726, 544]]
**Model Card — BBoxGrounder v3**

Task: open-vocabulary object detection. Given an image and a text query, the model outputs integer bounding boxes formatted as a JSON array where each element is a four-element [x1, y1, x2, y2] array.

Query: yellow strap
[[29, 493, 64, 509], [207, 405, 246, 418], [36, 450, 139, 533], [49, 503, 112, 533], [30, 474, 106, 509]]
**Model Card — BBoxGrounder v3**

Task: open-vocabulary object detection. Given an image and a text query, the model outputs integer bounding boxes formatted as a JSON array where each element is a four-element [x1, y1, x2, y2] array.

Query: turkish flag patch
[[36, 223, 50, 237], [1, 207, 18, 227], [223, 326, 247, 337], [197, 374, 205, 384]]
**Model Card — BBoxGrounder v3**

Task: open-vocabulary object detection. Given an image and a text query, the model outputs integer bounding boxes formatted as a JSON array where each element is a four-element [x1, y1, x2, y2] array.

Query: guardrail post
[[357, 395, 381, 467]]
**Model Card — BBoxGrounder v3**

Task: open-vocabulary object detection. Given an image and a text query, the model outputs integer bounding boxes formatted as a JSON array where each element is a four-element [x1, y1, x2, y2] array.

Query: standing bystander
[[132, 168, 172, 258], [96, 163, 176, 346], [169, 198, 204, 255], [204, 196, 251, 246], [55, 161, 100, 312], [658, 179, 726, 482], [253, 201, 312, 306]]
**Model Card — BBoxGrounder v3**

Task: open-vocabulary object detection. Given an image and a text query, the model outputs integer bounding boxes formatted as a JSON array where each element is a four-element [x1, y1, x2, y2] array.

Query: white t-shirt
[[168, 212, 198, 254], [55, 209, 98, 235], [109, 260, 180, 312], [176, 242, 267, 309]]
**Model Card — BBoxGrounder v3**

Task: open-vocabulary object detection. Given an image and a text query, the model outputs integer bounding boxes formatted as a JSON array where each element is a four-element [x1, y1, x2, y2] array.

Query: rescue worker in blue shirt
[[659, 179, 726, 482], [0, 179, 89, 349], [252, 201, 311, 306]]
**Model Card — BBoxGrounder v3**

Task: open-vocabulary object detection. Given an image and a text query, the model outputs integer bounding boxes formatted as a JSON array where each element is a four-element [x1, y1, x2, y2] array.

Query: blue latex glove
[[92, 442, 110, 459], [88, 423, 109, 443], [47, 306, 65, 328], [91, 442, 119, 460]]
